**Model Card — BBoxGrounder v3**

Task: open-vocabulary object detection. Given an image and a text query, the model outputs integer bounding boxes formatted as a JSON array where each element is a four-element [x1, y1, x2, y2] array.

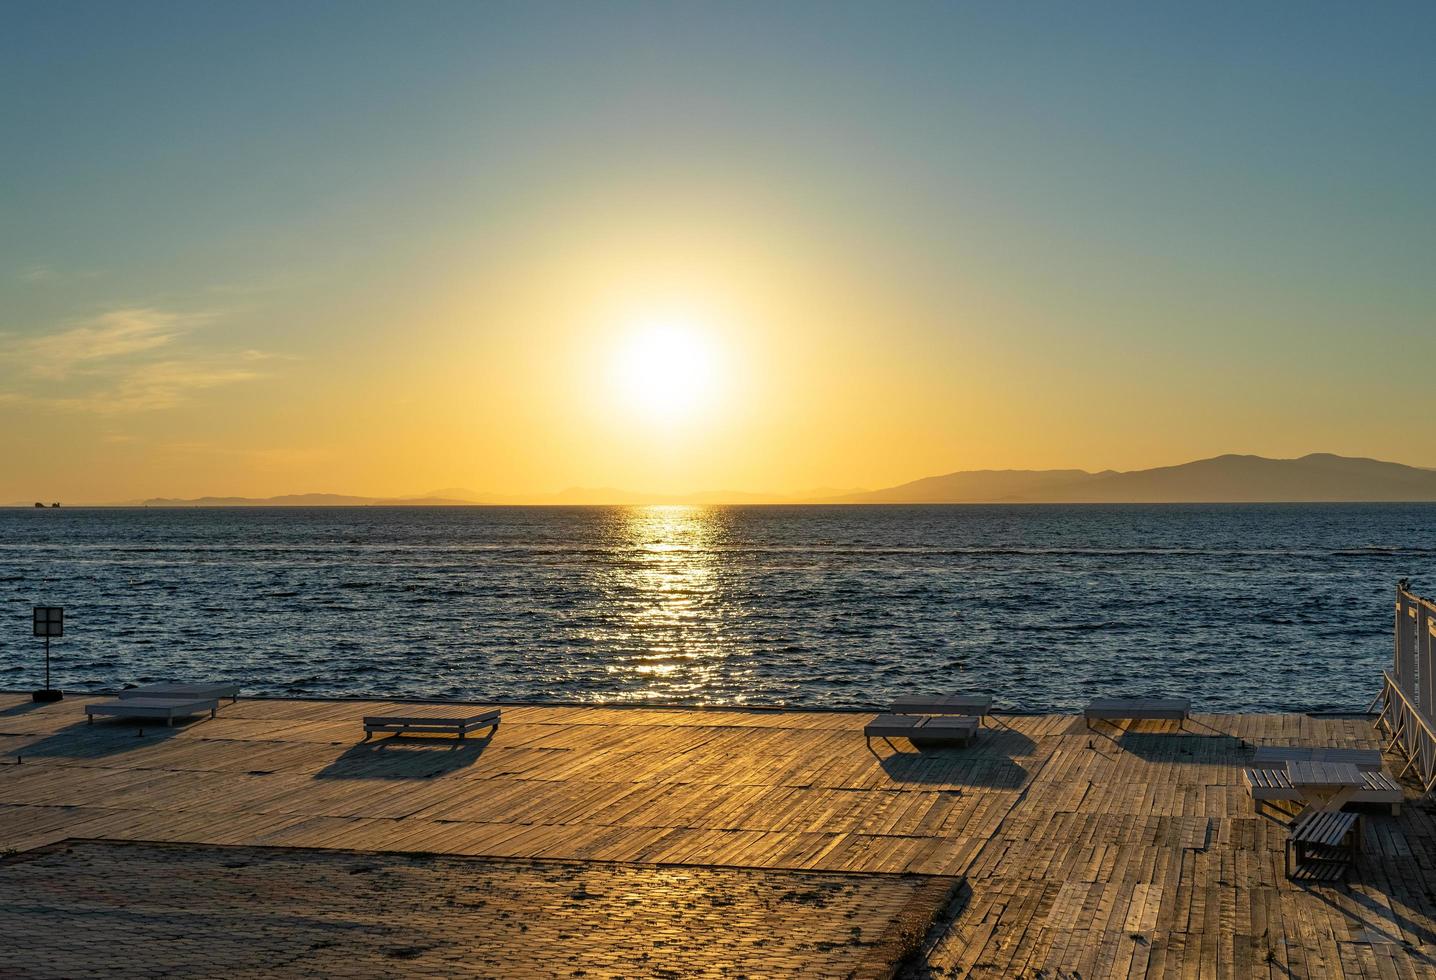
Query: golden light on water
[[607, 505, 731, 699]]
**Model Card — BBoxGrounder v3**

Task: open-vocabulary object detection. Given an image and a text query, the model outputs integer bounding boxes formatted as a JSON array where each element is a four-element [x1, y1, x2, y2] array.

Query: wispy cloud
[[94, 354, 269, 413], [11, 307, 208, 380], [0, 306, 274, 413], [20, 264, 57, 283]]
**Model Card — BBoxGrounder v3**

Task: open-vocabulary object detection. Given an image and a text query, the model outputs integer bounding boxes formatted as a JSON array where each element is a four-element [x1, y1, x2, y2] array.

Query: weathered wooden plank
[[0, 696, 1432, 978]]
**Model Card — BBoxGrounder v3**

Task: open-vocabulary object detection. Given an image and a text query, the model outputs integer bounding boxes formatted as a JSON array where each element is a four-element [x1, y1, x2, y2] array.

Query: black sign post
[[32, 606, 64, 703]]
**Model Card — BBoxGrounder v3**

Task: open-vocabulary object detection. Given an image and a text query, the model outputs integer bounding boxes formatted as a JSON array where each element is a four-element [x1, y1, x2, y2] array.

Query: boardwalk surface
[[2, 840, 952, 979], [1, 694, 1434, 977]]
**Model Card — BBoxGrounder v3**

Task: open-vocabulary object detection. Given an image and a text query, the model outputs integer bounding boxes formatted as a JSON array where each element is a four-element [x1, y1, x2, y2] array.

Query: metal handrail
[[1398, 584, 1436, 617], [1380, 671, 1436, 740], [1376, 670, 1436, 793], [1379, 584, 1436, 795]]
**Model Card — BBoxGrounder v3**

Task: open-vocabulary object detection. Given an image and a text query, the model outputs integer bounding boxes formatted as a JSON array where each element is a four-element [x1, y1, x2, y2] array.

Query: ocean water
[[1, 504, 1431, 712]]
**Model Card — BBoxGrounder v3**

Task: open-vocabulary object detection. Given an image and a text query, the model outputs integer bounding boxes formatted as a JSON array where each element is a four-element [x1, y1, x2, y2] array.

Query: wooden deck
[[2, 694, 1434, 977]]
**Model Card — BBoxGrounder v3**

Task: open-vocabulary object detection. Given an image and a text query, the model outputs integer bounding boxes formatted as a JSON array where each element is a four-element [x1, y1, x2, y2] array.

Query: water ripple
[[1, 502, 1432, 712]]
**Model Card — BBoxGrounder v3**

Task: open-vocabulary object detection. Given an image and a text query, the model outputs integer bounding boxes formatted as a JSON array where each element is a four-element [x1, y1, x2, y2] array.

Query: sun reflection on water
[[601, 505, 737, 702]]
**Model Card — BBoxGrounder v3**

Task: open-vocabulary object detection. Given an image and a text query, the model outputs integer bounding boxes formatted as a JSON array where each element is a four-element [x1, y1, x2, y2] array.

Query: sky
[[3, 1, 1434, 502]]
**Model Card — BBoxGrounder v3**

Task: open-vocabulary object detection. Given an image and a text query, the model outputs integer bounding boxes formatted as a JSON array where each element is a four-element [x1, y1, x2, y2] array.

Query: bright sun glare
[[611, 319, 719, 425]]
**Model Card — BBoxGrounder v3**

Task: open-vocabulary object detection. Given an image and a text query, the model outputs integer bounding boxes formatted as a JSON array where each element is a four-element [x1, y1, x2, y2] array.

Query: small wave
[[1331, 546, 1435, 556]]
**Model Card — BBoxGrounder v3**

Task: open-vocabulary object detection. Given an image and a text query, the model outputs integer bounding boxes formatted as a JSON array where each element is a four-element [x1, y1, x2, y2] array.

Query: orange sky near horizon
[[4, 4, 1434, 503], [6, 184, 1434, 504]]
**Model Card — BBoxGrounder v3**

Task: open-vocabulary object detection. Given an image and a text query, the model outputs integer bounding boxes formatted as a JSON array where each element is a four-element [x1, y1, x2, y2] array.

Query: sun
[[611, 318, 720, 424]]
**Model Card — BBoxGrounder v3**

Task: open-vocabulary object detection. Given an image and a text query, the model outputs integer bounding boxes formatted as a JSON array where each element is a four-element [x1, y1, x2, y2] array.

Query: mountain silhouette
[[90, 453, 1436, 507], [836, 453, 1436, 503], [136, 492, 484, 507]]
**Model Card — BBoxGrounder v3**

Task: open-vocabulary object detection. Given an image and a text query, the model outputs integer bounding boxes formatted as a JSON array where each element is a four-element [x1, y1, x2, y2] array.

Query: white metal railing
[[1376, 671, 1436, 793], [1376, 584, 1436, 794]]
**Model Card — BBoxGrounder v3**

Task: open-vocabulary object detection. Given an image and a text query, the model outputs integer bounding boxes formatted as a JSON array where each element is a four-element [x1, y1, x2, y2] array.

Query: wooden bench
[[1250, 746, 1383, 771], [362, 709, 501, 741], [86, 697, 220, 727], [1285, 808, 1360, 882], [889, 694, 992, 725], [1243, 767, 1403, 816], [1083, 698, 1190, 730], [864, 713, 978, 748]]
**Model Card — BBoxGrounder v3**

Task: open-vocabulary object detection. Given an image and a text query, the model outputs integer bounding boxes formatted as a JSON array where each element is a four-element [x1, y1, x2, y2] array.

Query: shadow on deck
[[871, 724, 1036, 788], [315, 733, 496, 780], [13, 718, 191, 760]]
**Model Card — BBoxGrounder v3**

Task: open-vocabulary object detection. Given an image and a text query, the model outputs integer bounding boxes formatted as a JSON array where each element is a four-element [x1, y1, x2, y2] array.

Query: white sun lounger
[[1084, 698, 1190, 730], [864, 713, 978, 748], [889, 694, 993, 725], [86, 697, 220, 726], [119, 682, 240, 704], [362, 709, 501, 741]]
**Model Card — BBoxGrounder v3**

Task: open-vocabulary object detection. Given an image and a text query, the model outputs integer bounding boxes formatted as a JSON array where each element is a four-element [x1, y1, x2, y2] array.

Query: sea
[[2, 504, 1432, 712]]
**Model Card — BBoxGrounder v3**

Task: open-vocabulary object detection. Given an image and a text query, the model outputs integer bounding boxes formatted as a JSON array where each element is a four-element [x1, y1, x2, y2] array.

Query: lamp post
[[32, 606, 64, 702]]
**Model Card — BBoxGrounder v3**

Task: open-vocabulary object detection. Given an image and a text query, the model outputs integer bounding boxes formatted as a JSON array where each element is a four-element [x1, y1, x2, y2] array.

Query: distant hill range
[[828, 453, 1436, 504], [129, 487, 851, 507], [70, 453, 1436, 507], [135, 492, 486, 507]]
